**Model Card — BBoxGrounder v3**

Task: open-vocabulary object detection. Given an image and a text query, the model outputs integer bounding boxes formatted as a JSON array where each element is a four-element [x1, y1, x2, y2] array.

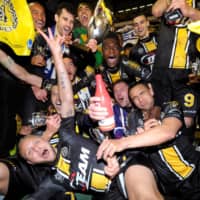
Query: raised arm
[[0, 49, 42, 87], [152, 0, 169, 17], [38, 28, 74, 118], [168, 0, 200, 20], [97, 116, 182, 160], [152, 0, 200, 20]]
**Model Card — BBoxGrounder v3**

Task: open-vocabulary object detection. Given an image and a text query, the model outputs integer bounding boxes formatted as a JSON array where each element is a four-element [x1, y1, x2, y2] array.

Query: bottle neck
[[95, 72, 103, 84], [95, 74, 106, 95], [95, 73, 105, 85]]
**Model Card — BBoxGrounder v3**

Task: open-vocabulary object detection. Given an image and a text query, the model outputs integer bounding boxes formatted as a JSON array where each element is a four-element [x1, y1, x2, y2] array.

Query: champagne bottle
[[95, 72, 115, 132]]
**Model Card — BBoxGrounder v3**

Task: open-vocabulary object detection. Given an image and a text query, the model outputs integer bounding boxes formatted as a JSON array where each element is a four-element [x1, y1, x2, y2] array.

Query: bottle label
[[98, 116, 115, 132]]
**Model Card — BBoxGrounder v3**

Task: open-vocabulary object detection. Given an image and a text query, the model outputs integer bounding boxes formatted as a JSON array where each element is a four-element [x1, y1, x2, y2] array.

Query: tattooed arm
[[0, 49, 42, 88], [39, 28, 74, 118]]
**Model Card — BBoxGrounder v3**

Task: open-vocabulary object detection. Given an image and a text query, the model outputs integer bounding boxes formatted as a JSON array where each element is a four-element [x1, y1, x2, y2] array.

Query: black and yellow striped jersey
[[154, 0, 200, 70]]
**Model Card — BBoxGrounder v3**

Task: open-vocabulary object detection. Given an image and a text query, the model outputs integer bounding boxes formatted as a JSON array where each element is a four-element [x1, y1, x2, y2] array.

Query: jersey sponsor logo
[[76, 147, 91, 190], [78, 147, 90, 178], [140, 53, 155, 65], [61, 146, 69, 158]]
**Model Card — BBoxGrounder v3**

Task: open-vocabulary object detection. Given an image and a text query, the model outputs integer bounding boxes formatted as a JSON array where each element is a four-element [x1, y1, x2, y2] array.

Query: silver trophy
[[88, 0, 113, 43]]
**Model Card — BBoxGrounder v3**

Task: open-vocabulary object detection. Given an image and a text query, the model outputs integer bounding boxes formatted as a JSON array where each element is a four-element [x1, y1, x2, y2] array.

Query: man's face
[[29, 2, 46, 30], [51, 85, 61, 114], [113, 82, 131, 108], [133, 15, 149, 39], [129, 83, 154, 111], [63, 57, 77, 81], [102, 38, 121, 68], [55, 9, 74, 36], [77, 4, 93, 28], [19, 135, 56, 165]]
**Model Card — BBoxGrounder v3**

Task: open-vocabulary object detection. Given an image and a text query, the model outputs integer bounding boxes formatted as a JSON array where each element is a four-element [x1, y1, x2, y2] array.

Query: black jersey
[[123, 101, 200, 198], [129, 32, 157, 70], [1, 134, 75, 200], [150, 0, 199, 117], [101, 61, 136, 85], [154, 0, 199, 70], [56, 117, 111, 193], [23, 117, 111, 200], [153, 22, 200, 70], [100, 60, 136, 96]]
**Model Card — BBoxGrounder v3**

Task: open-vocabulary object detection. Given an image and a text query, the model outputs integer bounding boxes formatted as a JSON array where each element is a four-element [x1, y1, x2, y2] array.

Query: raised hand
[[37, 28, 65, 57], [96, 137, 125, 160]]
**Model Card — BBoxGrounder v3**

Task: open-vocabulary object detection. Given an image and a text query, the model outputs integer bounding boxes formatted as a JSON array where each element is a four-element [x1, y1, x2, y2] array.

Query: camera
[[164, 9, 184, 25]]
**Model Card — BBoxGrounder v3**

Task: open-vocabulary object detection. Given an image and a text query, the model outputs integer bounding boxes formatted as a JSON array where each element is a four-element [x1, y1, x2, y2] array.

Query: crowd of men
[[0, 0, 200, 199]]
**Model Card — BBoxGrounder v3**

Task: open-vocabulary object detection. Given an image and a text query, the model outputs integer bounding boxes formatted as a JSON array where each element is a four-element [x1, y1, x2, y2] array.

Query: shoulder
[[161, 101, 183, 121], [60, 117, 75, 130], [149, 32, 158, 40], [127, 109, 144, 134]]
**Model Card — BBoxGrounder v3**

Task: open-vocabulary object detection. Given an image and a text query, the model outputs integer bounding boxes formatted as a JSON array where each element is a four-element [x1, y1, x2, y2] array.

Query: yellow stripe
[[56, 155, 70, 176], [160, 146, 194, 179], [172, 28, 188, 69], [65, 192, 75, 200], [110, 71, 121, 83], [144, 40, 157, 52], [91, 171, 110, 190]]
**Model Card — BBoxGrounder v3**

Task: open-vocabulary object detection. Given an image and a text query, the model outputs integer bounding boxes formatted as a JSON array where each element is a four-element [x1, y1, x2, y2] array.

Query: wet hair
[[132, 12, 148, 21], [77, 0, 95, 13], [103, 31, 120, 42], [28, 0, 46, 8], [55, 2, 75, 16], [28, 1, 47, 23], [62, 52, 78, 68], [102, 31, 121, 48], [112, 79, 129, 91], [128, 80, 150, 94]]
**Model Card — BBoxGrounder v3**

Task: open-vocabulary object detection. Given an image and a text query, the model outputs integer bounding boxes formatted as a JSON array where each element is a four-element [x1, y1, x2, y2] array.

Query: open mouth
[[108, 55, 116, 60], [42, 149, 49, 158], [80, 14, 88, 22], [63, 27, 71, 35], [55, 100, 61, 106], [107, 57, 117, 65], [36, 21, 44, 27], [68, 72, 73, 76], [118, 97, 124, 102]]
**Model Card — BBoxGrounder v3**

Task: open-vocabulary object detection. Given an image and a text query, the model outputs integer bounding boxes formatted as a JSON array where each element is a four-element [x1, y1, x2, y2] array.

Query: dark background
[[28, 0, 156, 25]]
